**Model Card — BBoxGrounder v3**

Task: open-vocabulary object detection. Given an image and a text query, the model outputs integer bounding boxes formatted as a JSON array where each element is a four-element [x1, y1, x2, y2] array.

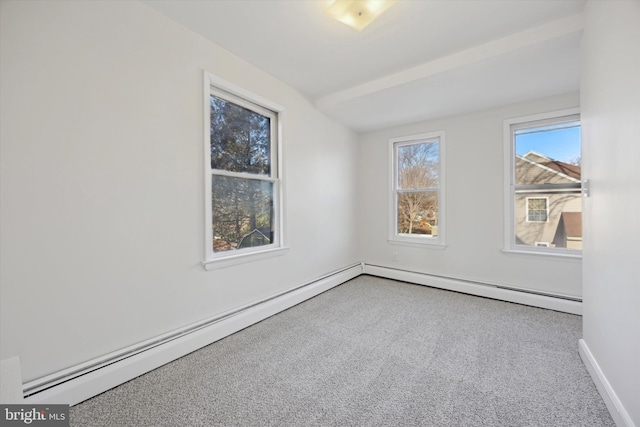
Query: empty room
[[0, 0, 638, 426]]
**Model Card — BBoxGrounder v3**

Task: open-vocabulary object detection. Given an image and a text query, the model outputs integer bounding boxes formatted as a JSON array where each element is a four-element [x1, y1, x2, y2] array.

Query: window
[[203, 73, 285, 269], [390, 131, 445, 246], [526, 197, 548, 222], [504, 108, 582, 256]]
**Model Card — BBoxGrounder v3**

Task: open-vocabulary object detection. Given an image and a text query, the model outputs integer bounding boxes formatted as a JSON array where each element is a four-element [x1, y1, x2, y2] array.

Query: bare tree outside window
[[396, 140, 439, 236]]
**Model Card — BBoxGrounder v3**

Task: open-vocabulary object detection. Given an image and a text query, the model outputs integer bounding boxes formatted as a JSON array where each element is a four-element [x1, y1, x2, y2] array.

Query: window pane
[[515, 191, 582, 249], [515, 124, 580, 186], [397, 192, 438, 236], [397, 141, 438, 190], [211, 176, 274, 253], [210, 95, 271, 175], [513, 120, 582, 251]]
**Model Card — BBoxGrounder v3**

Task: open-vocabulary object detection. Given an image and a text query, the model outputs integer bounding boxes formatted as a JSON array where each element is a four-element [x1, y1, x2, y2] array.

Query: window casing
[[203, 72, 286, 269], [504, 108, 582, 257], [389, 131, 445, 247]]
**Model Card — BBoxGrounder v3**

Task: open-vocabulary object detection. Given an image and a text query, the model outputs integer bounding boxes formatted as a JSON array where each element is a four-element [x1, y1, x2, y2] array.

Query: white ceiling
[[144, 0, 586, 133]]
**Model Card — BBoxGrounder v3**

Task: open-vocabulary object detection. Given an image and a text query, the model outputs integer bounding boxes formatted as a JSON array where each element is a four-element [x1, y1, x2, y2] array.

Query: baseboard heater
[[22, 262, 579, 404], [23, 263, 363, 405], [362, 264, 582, 315]]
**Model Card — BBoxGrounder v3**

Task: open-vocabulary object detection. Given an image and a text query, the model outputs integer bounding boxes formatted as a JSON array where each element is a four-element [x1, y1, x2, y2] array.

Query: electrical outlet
[[392, 252, 398, 261]]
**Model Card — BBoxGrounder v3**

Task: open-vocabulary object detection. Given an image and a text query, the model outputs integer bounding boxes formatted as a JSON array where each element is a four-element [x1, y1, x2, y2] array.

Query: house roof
[[517, 151, 581, 184], [238, 228, 271, 249], [523, 151, 551, 163], [561, 212, 582, 238], [541, 161, 581, 180]]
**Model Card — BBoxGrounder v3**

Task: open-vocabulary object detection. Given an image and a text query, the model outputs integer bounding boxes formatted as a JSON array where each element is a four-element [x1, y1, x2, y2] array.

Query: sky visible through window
[[516, 126, 581, 163]]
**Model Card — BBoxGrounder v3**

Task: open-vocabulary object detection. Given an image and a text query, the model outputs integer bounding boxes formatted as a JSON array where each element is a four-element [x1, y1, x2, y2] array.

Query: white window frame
[[389, 131, 445, 248], [526, 197, 549, 223], [203, 72, 287, 270], [503, 107, 581, 259]]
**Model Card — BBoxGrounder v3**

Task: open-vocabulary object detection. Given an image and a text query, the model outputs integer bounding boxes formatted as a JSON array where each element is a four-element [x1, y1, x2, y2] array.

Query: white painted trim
[[579, 339, 636, 427], [23, 264, 363, 406], [20, 262, 589, 406], [503, 107, 581, 257], [203, 71, 286, 268], [503, 108, 580, 134], [203, 246, 289, 271], [316, 13, 584, 109], [388, 130, 445, 247], [363, 264, 582, 314], [204, 72, 213, 266], [209, 169, 279, 182], [501, 248, 582, 260], [205, 72, 285, 113]]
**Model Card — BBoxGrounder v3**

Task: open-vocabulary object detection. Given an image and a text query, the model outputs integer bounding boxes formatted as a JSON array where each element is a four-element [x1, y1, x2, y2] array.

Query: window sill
[[203, 247, 289, 271], [388, 240, 448, 250], [501, 248, 582, 261]]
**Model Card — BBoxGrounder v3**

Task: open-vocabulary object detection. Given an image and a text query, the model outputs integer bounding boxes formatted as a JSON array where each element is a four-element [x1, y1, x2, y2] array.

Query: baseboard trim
[[363, 264, 582, 315], [20, 263, 585, 406], [23, 263, 363, 406], [579, 339, 636, 427]]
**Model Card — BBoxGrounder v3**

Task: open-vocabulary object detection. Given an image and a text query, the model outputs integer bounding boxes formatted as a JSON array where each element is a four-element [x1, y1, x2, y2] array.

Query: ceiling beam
[[315, 12, 584, 111]]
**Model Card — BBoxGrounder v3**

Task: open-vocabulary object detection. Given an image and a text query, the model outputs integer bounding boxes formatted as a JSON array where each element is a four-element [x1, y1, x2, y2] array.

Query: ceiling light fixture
[[326, 0, 398, 32]]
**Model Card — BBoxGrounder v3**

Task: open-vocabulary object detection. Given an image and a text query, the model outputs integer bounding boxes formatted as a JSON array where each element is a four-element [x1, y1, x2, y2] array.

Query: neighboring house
[[213, 227, 272, 252], [515, 151, 582, 249], [553, 212, 582, 250], [238, 228, 271, 249]]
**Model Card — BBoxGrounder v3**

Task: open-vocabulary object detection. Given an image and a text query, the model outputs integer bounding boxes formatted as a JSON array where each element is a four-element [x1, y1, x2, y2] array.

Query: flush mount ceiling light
[[326, 0, 398, 32]]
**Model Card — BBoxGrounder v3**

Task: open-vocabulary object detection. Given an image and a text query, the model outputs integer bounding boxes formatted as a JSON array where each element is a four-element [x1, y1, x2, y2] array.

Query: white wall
[[581, 1, 640, 425], [358, 93, 582, 298], [0, 0, 359, 383]]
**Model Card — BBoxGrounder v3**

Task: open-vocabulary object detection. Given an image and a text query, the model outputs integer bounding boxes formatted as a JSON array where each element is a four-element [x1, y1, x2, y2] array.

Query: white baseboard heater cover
[[23, 263, 363, 405]]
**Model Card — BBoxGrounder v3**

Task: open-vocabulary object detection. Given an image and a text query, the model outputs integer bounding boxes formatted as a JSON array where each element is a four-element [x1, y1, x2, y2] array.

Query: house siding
[[515, 194, 582, 246]]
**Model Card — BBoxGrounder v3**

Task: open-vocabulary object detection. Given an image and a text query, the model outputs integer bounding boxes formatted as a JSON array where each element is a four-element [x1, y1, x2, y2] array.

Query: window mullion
[[515, 183, 581, 191], [396, 188, 438, 194], [211, 169, 277, 183]]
